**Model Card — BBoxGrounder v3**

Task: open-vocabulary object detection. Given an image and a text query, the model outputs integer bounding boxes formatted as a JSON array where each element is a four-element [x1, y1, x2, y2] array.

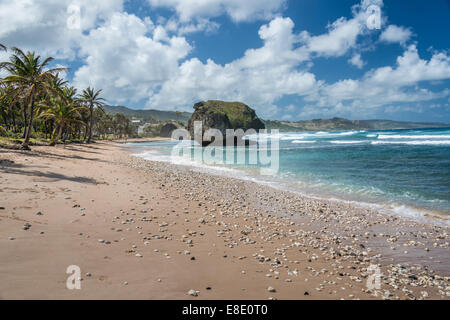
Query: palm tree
[[0, 48, 66, 149], [39, 87, 85, 146], [80, 87, 105, 143]]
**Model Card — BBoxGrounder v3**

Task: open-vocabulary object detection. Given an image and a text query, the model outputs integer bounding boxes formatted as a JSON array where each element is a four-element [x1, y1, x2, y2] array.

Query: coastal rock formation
[[159, 122, 178, 137], [187, 100, 265, 146]]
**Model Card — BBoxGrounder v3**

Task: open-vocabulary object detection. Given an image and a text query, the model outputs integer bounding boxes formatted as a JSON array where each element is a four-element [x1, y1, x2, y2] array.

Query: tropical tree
[[93, 108, 112, 139], [80, 87, 105, 143], [0, 48, 66, 149], [39, 87, 85, 146]]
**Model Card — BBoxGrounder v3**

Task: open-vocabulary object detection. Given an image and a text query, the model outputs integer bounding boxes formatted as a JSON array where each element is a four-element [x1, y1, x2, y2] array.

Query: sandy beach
[[0, 142, 449, 300]]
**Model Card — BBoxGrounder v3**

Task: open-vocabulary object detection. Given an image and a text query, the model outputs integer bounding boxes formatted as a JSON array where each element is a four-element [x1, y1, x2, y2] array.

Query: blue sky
[[0, 0, 449, 122]]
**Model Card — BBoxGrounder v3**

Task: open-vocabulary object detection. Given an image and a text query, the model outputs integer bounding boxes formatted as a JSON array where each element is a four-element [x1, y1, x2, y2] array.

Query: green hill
[[103, 105, 448, 132], [264, 117, 449, 132], [103, 105, 191, 123]]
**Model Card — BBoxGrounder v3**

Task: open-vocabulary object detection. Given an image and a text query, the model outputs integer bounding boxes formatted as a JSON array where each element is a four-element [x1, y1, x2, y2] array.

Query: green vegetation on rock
[[187, 100, 265, 145]]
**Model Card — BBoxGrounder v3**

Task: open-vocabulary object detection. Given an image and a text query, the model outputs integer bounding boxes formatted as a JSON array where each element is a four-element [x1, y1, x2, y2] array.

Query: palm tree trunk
[[87, 104, 93, 143], [22, 95, 35, 150], [22, 107, 28, 139], [50, 124, 63, 146], [12, 112, 16, 132]]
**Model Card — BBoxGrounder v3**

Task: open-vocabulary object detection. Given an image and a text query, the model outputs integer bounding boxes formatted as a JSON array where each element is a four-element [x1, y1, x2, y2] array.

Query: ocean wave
[[330, 140, 365, 144], [280, 135, 310, 141], [246, 130, 361, 141], [338, 131, 358, 136], [130, 146, 449, 226], [292, 140, 316, 144], [372, 140, 450, 146], [378, 134, 450, 139], [133, 150, 249, 176]]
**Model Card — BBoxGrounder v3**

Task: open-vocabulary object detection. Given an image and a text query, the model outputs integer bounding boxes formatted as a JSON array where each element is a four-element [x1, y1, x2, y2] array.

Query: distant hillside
[[104, 105, 191, 123], [265, 117, 449, 132], [104, 106, 448, 132]]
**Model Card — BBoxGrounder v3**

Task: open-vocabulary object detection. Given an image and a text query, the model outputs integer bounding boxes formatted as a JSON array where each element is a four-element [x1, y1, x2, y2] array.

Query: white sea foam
[[133, 150, 246, 176], [330, 140, 365, 144], [281, 135, 304, 141], [131, 147, 449, 226], [246, 130, 363, 142], [378, 134, 450, 139], [372, 140, 450, 146], [292, 140, 316, 144], [338, 131, 357, 136]]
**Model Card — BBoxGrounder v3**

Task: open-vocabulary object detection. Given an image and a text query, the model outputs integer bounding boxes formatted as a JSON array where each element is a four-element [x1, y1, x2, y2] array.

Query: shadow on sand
[[0, 165, 99, 184]]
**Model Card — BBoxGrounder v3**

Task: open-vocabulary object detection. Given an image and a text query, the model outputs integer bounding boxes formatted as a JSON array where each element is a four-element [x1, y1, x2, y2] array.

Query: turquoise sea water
[[128, 127, 450, 222]]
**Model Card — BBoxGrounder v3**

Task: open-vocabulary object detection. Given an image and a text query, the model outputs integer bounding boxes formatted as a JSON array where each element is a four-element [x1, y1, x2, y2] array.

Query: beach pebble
[[267, 286, 276, 293], [98, 239, 105, 243], [8, 237, 15, 240], [36, 211, 43, 215], [135, 253, 143, 257], [188, 289, 199, 297]]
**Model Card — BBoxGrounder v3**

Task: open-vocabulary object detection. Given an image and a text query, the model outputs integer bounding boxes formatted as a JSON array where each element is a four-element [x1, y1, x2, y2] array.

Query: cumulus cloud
[[2, 0, 447, 120], [0, 0, 123, 59], [302, 18, 362, 57], [146, 17, 318, 118], [348, 53, 365, 68], [380, 25, 412, 44], [303, 45, 450, 118], [161, 17, 220, 35], [73, 13, 191, 103], [299, 0, 384, 58], [147, 0, 286, 23]]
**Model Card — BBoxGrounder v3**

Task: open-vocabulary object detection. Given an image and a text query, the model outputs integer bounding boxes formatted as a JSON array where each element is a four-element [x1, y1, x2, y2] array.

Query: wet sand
[[0, 142, 448, 300]]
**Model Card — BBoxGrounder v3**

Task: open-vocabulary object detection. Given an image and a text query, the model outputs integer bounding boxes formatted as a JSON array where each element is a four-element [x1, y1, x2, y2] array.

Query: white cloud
[[380, 25, 412, 44], [303, 18, 362, 57], [147, 0, 286, 23], [161, 17, 220, 35], [2, 0, 447, 121], [303, 45, 450, 117], [0, 0, 123, 59], [73, 12, 191, 103], [145, 17, 318, 118], [300, 0, 384, 58], [348, 53, 365, 69]]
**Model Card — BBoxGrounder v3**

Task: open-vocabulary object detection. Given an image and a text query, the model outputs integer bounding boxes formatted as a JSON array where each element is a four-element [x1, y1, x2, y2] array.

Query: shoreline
[[0, 142, 449, 299], [126, 145, 450, 275], [130, 141, 450, 227]]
